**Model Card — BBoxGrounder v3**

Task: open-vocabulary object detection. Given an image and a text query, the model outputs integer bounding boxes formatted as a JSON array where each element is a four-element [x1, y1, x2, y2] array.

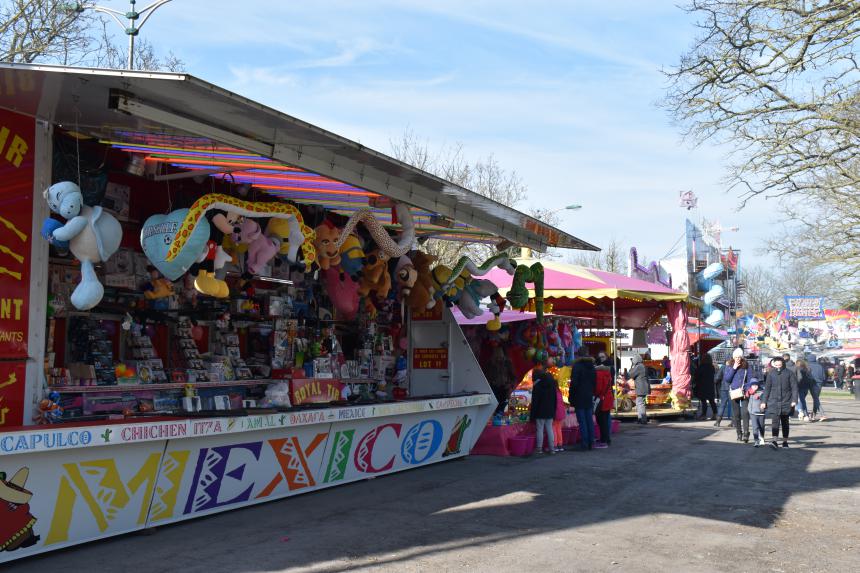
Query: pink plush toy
[[233, 218, 280, 276], [322, 267, 359, 320]]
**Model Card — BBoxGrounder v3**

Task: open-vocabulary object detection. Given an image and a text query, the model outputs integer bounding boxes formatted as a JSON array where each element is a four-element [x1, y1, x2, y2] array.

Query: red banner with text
[[0, 108, 35, 427]]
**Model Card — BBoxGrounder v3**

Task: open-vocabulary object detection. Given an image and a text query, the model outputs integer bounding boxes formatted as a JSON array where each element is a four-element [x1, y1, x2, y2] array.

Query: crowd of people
[[691, 347, 857, 449], [529, 349, 615, 455]]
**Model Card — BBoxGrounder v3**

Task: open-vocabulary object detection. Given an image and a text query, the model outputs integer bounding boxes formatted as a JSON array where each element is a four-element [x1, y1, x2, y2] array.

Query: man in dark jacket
[[628, 355, 650, 425], [571, 351, 597, 450], [761, 356, 799, 449], [529, 360, 558, 455]]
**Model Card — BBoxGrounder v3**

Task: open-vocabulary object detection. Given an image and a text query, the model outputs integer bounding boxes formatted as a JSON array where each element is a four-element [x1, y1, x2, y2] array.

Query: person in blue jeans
[[714, 357, 733, 426], [571, 349, 597, 450]]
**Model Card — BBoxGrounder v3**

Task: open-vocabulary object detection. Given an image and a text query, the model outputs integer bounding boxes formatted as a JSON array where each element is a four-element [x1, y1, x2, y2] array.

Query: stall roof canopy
[[485, 259, 688, 329], [0, 63, 597, 252]]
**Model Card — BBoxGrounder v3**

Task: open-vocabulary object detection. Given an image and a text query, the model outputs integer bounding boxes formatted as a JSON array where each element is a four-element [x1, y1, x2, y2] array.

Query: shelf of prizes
[[0, 66, 594, 562]]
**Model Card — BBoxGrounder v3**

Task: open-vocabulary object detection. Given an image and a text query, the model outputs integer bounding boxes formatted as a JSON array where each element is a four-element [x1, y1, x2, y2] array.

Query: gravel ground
[[7, 398, 859, 573]]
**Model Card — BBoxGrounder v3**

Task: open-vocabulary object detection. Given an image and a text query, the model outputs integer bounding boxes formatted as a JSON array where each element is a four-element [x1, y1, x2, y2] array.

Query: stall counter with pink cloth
[[471, 413, 620, 456]]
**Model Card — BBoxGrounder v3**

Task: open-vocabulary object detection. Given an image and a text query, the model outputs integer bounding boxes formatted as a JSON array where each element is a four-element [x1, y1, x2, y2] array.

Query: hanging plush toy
[[322, 267, 359, 320], [441, 254, 516, 293], [143, 265, 173, 310], [406, 251, 438, 312], [334, 202, 415, 258], [430, 264, 466, 307], [338, 234, 365, 280], [233, 218, 280, 276], [142, 194, 314, 298], [43, 182, 122, 310], [313, 219, 342, 271], [265, 217, 315, 269], [358, 248, 392, 299], [507, 261, 545, 321], [487, 293, 507, 331], [457, 277, 499, 319]]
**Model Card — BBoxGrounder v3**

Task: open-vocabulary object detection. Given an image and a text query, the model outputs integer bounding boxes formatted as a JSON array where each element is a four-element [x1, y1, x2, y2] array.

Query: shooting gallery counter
[[0, 393, 489, 561]]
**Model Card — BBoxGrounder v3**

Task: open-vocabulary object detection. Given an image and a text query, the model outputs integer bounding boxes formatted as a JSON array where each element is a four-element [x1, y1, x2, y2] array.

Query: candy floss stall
[[0, 64, 597, 562]]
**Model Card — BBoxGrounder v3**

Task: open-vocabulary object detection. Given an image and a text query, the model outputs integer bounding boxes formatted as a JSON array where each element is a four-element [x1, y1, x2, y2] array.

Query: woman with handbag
[[723, 347, 750, 442]]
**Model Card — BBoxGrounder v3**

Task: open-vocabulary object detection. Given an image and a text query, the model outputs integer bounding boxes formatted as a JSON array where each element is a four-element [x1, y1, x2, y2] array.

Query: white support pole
[[612, 299, 618, 373], [23, 120, 53, 423]]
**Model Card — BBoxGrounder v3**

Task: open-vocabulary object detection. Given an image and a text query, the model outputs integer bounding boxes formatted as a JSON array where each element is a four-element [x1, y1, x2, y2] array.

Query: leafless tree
[[94, 21, 184, 71], [0, 1, 182, 70], [766, 176, 860, 282], [390, 129, 528, 265], [566, 237, 627, 273], [664, 1, 860, 277], [0, 0, 97, 64], [739, 264, 780, 314]]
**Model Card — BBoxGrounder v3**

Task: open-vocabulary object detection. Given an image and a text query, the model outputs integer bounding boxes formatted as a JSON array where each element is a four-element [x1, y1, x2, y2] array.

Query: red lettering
[[354, 423, 402, 474]]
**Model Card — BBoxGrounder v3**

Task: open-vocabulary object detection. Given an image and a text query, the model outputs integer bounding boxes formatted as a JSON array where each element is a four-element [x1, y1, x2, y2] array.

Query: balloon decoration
[[42, 182, 123, 310], [507, 261, 545, 321], [334, 202, 415, 259]]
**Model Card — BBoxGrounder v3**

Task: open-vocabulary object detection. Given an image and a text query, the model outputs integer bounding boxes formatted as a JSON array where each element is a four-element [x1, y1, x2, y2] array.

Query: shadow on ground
[[8, 399, 860, 573]]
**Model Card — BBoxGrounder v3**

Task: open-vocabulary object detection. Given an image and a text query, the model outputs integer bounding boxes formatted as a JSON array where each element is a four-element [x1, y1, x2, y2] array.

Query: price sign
[[412, 305, 442, 321], [413, 348, 448, 370]]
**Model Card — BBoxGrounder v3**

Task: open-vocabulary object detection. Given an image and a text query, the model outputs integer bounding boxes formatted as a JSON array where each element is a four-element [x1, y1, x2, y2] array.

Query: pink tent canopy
[[483, 259, 687, 329]]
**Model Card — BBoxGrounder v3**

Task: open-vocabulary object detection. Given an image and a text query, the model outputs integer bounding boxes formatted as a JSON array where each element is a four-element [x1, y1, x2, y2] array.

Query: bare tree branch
[[664, 0, 860, 278]]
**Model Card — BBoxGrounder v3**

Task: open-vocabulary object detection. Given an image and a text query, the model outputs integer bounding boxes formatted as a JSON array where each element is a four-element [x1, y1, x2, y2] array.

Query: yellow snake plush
[[165, 193, 316, 266]]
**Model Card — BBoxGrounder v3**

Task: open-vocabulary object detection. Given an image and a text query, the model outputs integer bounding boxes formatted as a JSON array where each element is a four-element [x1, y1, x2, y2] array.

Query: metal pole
[[612, 299, 618, 373], [128, 31, 134, 69], [612, 298, 618, 413]]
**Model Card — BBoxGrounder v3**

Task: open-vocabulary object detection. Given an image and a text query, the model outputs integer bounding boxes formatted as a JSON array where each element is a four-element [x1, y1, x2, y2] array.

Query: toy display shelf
[[49, 379, 274, 393], [49, 378, 381, 393]]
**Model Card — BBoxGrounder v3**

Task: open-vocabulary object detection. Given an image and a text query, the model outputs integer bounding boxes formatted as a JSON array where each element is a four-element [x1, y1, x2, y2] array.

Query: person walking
[[836, 361, 846, 390], [529, 360, 558, 455], [571, 349, 597, 450], [761, 355, 799, 449], [714, 357, 734, 427], [628, 355, 650, 425], [694, 353, 717, 420], [807, 354, 827, 421], [724, 348, 750, 442], [782, 353, 796, 375], [593, 362, 614, 448], [795, 359, 814, 421], [746, 378, 767, 447]]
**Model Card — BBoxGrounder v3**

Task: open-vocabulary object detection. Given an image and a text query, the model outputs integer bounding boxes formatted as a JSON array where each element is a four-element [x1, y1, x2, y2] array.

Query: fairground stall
[[0, 64, 597, 562], [455, 297, 620, 456], [484, 257, 693, 418]]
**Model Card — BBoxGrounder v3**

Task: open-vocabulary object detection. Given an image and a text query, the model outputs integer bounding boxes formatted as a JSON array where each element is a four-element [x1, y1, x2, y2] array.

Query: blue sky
[[112, 0, 772, 266]]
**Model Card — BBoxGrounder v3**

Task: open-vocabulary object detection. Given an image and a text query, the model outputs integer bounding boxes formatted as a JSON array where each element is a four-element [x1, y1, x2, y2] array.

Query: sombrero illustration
[[0, 468, 40, 552]]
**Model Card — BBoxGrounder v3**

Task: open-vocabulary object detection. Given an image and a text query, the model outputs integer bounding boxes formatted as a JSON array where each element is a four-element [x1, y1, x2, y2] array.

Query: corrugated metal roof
[[0, 63, 598, 252]]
